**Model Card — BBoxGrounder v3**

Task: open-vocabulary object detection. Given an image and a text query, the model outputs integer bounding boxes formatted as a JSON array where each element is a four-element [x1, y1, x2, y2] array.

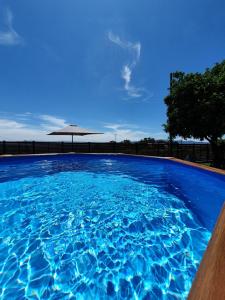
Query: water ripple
[[0, 156, 211, 299]]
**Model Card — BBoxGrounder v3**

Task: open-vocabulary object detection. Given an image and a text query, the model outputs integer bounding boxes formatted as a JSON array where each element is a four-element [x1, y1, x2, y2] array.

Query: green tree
[[139, 137, 156, 143], [122, 139, 131, 144], [164, 60, 225, 167]]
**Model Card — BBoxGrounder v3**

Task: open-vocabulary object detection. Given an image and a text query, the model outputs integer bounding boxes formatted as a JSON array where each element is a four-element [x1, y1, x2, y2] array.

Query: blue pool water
[[0, 154, 225, 299]]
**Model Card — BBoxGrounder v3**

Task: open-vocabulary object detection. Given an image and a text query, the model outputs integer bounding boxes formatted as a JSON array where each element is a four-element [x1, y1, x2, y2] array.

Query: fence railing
[[0, 141, 213, 162]]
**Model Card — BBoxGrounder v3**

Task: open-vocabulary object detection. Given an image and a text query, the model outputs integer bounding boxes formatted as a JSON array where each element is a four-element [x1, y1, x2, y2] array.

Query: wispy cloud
[[0, 118, 26, 129], [0, 113, 68, 141], [0, 112, 166, 142], [0, 8, 23, 46], [39, 114, 68, 131], [108, 31, 151, 101], [108, 31, 141, 63], [103, 123, 148, 141], [103, 122, 167, 141]]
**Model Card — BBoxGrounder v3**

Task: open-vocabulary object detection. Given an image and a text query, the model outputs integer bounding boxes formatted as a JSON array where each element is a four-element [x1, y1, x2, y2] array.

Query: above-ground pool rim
[[1, 152, 225, 176]]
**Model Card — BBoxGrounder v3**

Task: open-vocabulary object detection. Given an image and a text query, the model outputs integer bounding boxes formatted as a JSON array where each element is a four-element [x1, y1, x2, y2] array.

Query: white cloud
[[39, 114, 68, 131], [103, 123, 148, 141], [0, 113, 69, 141], [0, 118, 26, 129], [108, 31, 151, 101], [0, 8, 23, 46], [0, 117, 46, 141], [122, 65, 131, 91], [104, 123, 138, 131], [0, 113, 166, 142], [108, 31, 141, 63], [121, 65, 142, 98]]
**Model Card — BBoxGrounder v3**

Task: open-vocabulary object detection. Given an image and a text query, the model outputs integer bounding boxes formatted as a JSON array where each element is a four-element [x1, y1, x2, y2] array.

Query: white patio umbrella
[[48, 124, 103, 144]]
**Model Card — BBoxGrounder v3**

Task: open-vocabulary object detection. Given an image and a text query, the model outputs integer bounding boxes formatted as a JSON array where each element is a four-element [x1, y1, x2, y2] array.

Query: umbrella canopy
[[48, 124, 103, 143]]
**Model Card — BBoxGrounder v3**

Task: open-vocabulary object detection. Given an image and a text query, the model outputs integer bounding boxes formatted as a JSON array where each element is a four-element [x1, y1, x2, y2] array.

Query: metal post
[[157, 142, 160, 156], [32, 141, 35, 154], [113, 142, 116, 153], [180, 141, 183, 159], [199, 143, 202, 161], [168, 73, 174, 157], [135, 143, 138, 155], [206, 143, 210, 162], [72, 135, 74, 152], [192, 143, 196, 162], [170, 72, 173, 90], [176, 143, 179, 158], [18, 142, 21, 154], [3, 140, 6, 154]]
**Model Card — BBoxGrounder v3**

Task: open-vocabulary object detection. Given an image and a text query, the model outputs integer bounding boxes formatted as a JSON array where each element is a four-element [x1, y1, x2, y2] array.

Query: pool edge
[[1, 152, 224, 176], [188, 203, 225, 300]]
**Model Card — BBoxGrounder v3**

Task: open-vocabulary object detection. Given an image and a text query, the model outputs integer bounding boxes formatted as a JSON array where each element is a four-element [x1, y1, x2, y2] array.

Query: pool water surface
[[0, 155, 224, 299]]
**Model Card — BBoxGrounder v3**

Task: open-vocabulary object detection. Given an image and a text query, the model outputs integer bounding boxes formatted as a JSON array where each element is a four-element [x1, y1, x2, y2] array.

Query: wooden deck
[[188, 203, 225, 300], [169, 157, 225, 176]]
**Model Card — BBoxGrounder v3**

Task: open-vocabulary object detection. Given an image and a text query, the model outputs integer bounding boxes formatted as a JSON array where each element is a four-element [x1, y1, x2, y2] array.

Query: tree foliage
[[139, 137, 156, 143], [122, 139, 132, 144], [164, 60, 225, 167]]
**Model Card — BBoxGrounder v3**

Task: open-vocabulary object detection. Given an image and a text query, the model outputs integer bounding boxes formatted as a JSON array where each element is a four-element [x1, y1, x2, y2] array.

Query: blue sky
[[0, 0, 224, 141]]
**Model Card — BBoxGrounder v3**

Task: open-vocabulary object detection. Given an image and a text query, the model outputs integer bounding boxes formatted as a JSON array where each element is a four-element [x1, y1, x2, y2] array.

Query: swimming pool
[[0, 154, 225, 299]]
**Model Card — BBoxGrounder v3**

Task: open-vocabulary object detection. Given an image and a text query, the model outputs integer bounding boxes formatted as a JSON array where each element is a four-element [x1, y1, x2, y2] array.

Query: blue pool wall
[[0, 153, 225, 231], [164, 160, 225, 231]]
